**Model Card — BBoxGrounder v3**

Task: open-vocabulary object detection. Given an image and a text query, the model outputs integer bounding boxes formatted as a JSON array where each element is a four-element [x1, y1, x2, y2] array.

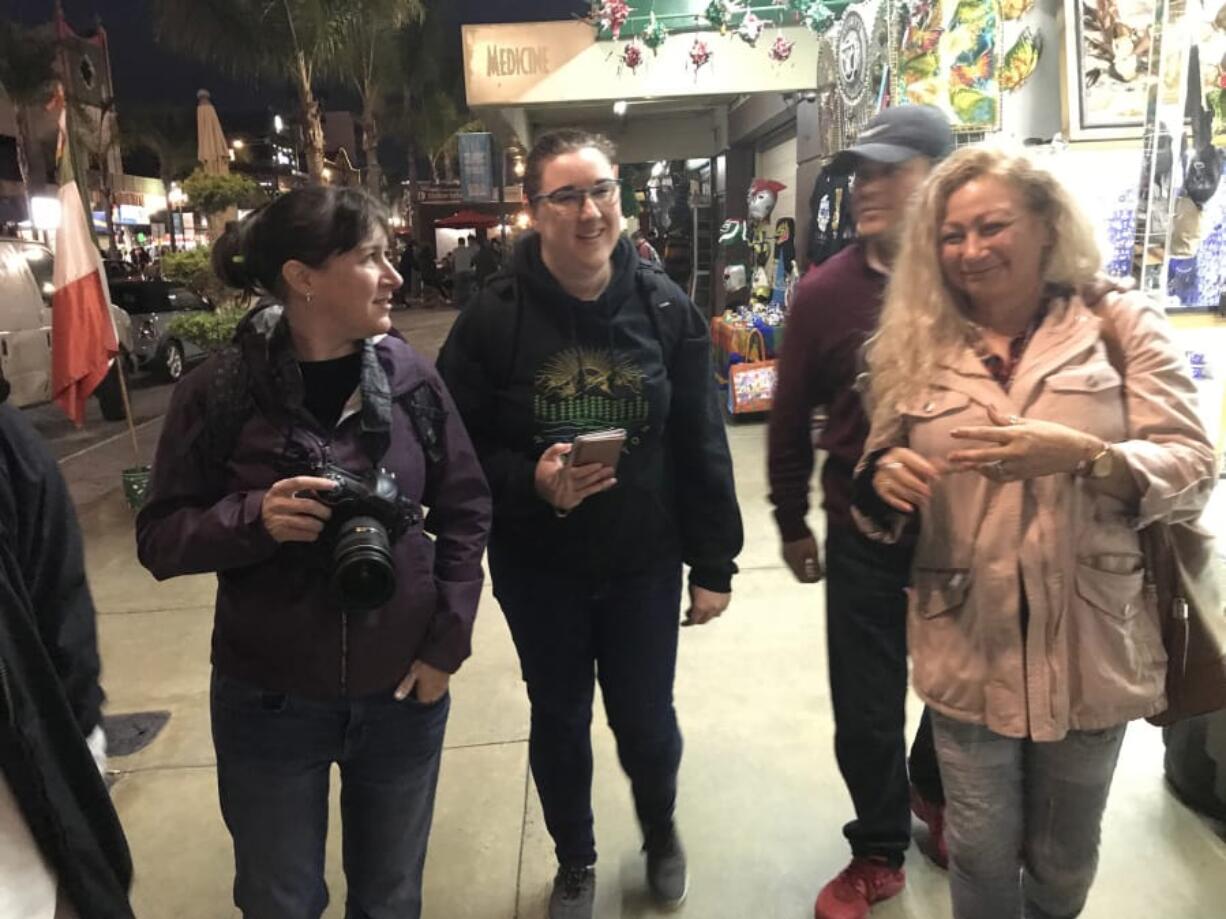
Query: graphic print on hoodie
[[533, 345, 650, 445]]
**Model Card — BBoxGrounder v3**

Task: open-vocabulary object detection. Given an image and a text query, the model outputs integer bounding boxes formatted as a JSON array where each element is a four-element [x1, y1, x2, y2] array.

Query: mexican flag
[[51, 102, 117, 426]]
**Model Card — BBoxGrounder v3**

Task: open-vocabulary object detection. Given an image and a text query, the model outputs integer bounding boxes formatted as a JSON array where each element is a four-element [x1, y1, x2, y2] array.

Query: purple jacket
[[136, 305, 491, 698]]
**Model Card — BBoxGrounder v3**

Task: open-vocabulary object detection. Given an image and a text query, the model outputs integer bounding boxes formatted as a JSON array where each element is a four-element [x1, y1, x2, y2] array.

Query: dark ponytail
[[211, 186, 391, 297]]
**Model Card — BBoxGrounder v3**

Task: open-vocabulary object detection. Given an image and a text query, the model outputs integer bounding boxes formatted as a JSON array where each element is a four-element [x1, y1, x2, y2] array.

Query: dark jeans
[[489, 545, 684, 868], [826, 524, 944, 868], [210, 671, 449, 919]]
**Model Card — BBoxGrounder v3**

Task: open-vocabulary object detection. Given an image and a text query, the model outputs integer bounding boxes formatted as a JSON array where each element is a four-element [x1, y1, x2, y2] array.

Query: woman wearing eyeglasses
[[438, 129, 743, 919]]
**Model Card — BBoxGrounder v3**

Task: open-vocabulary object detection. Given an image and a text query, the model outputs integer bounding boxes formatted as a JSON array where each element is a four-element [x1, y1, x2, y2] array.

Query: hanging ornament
[[704, 0, 743, 34], [768, 34, 796, 63], [587, 0, 632, 40], [621, 39, 645, 74], [803, 3, 836, 34], [641, 11, 669, 54], [737, 11, 766, 45], [689, 37, 714, 74]]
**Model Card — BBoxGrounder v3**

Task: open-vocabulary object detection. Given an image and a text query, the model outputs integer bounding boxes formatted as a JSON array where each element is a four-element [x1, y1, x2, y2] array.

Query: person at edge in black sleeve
[[135, 187, 491, 919], [438, 129, 743, 919], [766, 105, 954, 919], [0, 369, 134, 919]]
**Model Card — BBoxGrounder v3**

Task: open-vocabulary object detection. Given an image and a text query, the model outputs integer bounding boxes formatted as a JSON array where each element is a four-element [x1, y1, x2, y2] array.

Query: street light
[[232, 138, 245, 149], [274, 114, 284, 134], [167, 184, 188, 252], [322, 167, 334, 182]]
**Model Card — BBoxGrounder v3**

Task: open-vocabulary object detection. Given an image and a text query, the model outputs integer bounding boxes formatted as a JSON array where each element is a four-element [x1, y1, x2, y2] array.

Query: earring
[[306, 290, 313, 303]]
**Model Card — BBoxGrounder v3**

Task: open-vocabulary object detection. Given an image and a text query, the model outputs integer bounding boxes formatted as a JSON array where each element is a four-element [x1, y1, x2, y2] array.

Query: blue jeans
[[210, 671, 449, 919], [490, 546, 684, 868], [932, 712, 1126, 919]]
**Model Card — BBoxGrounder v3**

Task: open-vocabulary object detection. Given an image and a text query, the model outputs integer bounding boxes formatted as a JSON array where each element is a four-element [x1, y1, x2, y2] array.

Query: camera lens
[[330, 515, 396, 612]]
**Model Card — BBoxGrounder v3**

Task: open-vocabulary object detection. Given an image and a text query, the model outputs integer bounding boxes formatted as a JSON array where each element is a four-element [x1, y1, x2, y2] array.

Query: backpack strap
[[636, 264, 685, 373]]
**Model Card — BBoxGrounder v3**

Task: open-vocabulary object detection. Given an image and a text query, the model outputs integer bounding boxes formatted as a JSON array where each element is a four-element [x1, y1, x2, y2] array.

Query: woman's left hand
[[948, 406, 1102, 482], [682, 585, 730, 626], [394, 660, 451, 703]]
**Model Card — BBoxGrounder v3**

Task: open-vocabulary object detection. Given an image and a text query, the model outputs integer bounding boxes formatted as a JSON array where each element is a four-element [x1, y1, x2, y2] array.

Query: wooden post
[[114, 356, 140, 461]]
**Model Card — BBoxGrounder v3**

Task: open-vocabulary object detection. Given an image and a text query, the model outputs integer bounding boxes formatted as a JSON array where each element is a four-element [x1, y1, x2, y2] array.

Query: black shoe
[[644, 827, 688, 910], [549, 864, 595, 919]]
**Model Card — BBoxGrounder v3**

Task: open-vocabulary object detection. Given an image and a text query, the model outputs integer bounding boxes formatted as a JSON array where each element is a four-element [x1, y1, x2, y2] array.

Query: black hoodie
[[0, 380, 133, 918], [438, 233, 742, 591]]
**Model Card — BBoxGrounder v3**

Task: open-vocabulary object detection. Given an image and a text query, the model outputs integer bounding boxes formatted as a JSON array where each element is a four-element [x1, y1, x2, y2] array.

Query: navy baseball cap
[[830, 105, 955, 175]]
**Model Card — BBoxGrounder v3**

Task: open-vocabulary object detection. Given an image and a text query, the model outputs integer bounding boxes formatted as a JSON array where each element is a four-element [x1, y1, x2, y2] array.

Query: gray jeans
[[932, 712, 1126, 919]]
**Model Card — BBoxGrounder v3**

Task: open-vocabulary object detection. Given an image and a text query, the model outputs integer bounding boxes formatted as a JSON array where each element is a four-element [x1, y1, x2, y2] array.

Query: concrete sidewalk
[[71, 306, 1226, 918]]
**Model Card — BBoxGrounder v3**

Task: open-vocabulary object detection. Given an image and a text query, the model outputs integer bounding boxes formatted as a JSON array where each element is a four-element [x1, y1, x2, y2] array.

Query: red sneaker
[[814, 857, 905, 919], [910, 787, 949, 869]]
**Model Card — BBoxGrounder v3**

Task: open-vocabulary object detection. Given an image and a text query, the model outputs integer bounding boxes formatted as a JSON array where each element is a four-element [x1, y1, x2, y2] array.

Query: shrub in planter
[[160, 245, 231, 307], [167, 304, 247, 354]]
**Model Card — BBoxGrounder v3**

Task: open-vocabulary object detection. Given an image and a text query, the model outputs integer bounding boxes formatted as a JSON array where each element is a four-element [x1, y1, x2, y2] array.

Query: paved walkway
[[65, 305, 1226, 918]]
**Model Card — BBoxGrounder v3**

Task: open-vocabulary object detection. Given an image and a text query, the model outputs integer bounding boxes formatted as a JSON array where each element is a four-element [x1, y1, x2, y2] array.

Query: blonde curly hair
[[864, 145, 1103, 429]]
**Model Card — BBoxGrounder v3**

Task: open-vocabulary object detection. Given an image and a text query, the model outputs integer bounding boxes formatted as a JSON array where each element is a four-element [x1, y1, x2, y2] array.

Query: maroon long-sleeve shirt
[[768, 244, 885, 539]]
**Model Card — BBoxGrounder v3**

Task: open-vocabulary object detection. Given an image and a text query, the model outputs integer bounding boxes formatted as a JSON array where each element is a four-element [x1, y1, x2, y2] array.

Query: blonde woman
[[854, 146, 1215, 918]]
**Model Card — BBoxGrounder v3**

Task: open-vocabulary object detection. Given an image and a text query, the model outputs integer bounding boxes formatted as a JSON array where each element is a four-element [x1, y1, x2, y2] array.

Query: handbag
[[726, 328, 777, 415], [1094, 292, 1226, 725], [1142, 521, 1226, 726]]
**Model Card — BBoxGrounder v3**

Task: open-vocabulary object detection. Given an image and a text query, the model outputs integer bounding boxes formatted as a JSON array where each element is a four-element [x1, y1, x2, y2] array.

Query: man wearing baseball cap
[[767, 104, 955, 919]]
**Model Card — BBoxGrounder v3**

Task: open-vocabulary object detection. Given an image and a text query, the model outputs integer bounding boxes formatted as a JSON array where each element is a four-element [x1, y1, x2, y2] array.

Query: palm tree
[[0, 21, 58, 227], [150, 0, 359, 183], [71, 94, 123, 254], [381, 6, 473, 196], [327, 0, 424, 195], [120, 104, 198, 191]]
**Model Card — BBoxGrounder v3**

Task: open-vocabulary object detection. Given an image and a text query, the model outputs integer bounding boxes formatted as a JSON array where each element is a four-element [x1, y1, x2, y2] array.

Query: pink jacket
[[856, 292, 1217, 740]]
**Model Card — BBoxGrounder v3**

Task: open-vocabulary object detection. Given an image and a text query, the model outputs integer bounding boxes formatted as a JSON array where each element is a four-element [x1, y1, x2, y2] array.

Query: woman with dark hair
[[439, 130, 742, 919], [135, 186, 491, 919]]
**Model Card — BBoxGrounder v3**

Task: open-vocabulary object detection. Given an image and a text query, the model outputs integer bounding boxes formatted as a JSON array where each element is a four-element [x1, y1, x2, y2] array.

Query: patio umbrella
[[435, 209, 501, 229], [196, 89, 230, 176]]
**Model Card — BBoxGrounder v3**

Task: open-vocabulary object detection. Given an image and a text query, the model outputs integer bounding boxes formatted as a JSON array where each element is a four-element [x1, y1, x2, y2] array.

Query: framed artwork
[[1062, 0, 1160, 140]]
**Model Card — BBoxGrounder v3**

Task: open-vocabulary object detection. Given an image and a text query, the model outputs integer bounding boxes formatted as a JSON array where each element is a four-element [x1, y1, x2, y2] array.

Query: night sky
[[4, 0, 589, 113]]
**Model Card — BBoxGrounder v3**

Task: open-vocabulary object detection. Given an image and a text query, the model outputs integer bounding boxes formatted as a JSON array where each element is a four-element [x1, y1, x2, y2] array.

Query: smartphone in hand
[[565, 429, 627, 472]]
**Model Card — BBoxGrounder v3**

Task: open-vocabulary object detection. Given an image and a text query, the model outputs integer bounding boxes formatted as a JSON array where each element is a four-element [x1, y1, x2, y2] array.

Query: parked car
[[0, 238, 134, 421], [104, 258, 141, 281], [108, 280, 213, 382]]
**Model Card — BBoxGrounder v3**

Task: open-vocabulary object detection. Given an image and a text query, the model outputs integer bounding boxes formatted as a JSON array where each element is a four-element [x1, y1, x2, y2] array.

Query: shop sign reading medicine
[[487, 44, 552, 77]]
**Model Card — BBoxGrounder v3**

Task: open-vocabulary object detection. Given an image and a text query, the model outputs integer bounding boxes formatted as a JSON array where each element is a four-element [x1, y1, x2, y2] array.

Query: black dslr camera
[[312, 463, 422, 612]]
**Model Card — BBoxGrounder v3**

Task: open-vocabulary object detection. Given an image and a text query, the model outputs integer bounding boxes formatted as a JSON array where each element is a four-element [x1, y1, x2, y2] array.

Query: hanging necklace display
[[838, 0, 889, 139], [836, 3, 873, 108]]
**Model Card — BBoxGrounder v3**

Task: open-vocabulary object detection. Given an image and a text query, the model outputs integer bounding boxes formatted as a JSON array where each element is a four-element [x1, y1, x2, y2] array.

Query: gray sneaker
[[645, 828, 688, 909], [549, 864, 595, 919]]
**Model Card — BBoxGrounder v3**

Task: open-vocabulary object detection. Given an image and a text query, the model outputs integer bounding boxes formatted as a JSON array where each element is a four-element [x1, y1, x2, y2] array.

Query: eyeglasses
[[531, 179, 621, 211]]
